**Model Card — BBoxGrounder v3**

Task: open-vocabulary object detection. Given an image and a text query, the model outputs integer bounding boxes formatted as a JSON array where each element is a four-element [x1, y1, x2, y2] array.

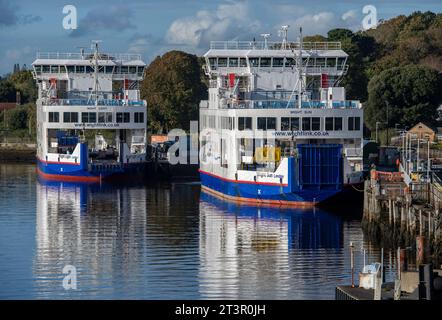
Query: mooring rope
[[352, 184, 365, 192]]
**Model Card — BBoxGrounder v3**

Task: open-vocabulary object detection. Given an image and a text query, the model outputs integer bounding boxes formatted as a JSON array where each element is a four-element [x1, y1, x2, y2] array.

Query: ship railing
[[36, 52, 142, 61], [210, 41, 341, 50], [41, 98, 146, 107], [221, 99, 360, 109]]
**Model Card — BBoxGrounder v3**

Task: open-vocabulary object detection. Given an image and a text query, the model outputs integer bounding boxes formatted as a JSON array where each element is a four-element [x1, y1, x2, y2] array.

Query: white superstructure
[[199, 28, 364, 205], [32, 43, 148, 180]]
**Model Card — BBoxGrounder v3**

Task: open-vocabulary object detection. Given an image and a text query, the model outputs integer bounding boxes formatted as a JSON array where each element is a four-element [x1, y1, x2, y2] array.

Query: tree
[[8, 70, 37, 104], [364, 65, 442, 130], [140, 51, 207, 133], [0, 80, 16, 102], [303, 34, 327, 42], [8, 105, 28, 130], [327, 28, 354, 41], [326, 28, 377, 101]]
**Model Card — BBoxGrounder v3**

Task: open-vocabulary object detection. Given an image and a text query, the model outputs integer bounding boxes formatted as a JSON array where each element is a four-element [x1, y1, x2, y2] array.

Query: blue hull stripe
[[200, 170, 340, 204]]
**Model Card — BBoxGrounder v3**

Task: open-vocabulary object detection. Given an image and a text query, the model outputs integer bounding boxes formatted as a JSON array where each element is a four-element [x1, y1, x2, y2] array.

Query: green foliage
[[140, 50, 207, 133], [303, 34, 327, 42], [0, 80, 16, 102], [0, 103, 35, 134], [7, 105, 28, 130], [325, 28, 377, 101], [365, 65, 442, 130], [8, 70, 37, 104]]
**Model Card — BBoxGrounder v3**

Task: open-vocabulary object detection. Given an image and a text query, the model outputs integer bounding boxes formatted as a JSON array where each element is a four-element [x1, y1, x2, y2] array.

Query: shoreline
[[0, 148, 36, 163]]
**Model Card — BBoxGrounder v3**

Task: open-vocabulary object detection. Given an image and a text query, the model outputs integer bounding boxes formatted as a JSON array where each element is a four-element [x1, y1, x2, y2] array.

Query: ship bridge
[[204, 40, 348, 78]]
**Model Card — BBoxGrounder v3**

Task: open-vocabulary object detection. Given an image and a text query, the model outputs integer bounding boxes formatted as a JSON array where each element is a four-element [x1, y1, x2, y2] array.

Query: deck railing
[[210, 41, 341, 50], [36, 52, 142, 61], [41, 99, 146, 107], [220, 99, 360, 109]]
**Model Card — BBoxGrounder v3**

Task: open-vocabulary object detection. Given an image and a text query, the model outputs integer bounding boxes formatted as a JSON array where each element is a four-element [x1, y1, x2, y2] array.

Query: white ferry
[[32, 42, 147, 182], [199, 27, 363, 207]]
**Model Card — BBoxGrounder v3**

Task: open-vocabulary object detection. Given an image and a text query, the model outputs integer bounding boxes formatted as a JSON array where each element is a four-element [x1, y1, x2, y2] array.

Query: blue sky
[[1, 0, 442, 75]]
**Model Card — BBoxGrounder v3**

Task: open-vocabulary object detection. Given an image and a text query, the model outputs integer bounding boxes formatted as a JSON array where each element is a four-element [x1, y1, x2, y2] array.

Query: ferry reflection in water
[[33, 177, 390, 299], [198, 192, 347, 299]]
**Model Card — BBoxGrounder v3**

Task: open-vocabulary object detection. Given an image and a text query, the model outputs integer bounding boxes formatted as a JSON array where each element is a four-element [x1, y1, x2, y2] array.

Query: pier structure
[[363, 168, 441, 266]]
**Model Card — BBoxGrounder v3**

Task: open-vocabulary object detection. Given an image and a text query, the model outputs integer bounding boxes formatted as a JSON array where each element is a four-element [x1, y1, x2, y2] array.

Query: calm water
[[0, 164, 398, 299]]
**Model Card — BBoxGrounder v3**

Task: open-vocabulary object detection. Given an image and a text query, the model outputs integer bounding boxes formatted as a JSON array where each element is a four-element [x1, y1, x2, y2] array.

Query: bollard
[[416, 235, 426, 266], [428, 213, 431, 239], [350, 242, 355, 288], [399, 249, 407, 272], [389, 199, 392, 225], [419, 210, 423, 235]]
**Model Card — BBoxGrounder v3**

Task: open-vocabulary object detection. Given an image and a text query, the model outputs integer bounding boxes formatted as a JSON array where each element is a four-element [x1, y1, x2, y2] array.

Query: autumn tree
[[140, 51, 207, 133], [364, 65, 442, 130]]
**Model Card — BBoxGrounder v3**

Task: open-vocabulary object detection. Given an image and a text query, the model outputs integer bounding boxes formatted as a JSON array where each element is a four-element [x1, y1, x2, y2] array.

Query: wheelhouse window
[[257, 117, 276, 130], [218, 58, 227, 67], [272, 58, 284, 67], [48, 112, 59, 122], [81, 112, 96, 123], [334, 117, 343, 131], [302, 117, 311, 131], [325, 117, 334, 131], [326, 58, 337, 67], [239, 58, 247, 67], [209, 58, 217, 69], [228, 58, 238, 67], [337, 57, 346, 70], [281, 117, 299, 131], [285, 58, 295, 67], [260, 57, 271, 67], [249, 57, 259, 67], [134, 112, 144, 123], [63, 112, 78, 123], [312, 117, 321, 131], [348, 117, 361, 131], [238, 117, 252, 130], [98, 112, 106, 123], [116, 112, 130, 123]]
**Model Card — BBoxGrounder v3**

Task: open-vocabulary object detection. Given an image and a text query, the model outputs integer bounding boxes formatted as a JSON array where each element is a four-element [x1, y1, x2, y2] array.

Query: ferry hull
[[199, 170, 341, 208], [37, 159, 145, 183]]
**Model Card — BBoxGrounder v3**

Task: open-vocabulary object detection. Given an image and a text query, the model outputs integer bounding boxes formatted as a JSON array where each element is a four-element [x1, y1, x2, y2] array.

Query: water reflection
[[25, 170, 399, 299]]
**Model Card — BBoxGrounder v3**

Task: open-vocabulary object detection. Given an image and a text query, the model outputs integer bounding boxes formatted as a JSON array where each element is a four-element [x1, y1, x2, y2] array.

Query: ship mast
[[89, 40, 102, 106], [298, 27, 303, 109]]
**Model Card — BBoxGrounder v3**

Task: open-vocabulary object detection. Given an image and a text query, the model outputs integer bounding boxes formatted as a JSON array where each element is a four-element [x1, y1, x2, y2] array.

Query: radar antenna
[[260, 33, 271, 49], [278, 25, 289, 50]]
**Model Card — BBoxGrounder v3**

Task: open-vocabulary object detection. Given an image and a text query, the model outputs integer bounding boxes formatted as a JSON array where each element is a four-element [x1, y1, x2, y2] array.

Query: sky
[[1, 0, 442, 75]]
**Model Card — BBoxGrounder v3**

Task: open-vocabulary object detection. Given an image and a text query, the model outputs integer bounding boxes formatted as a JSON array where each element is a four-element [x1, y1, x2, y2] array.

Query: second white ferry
[[199, 27, 364, 207]]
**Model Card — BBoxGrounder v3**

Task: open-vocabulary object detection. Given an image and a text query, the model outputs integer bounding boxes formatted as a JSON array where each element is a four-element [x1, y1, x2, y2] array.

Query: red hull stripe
[[37, 157, 81, 166], [36, 167, 100, 183], [198, 169, 288, 187], [201, 185, 316, 208]]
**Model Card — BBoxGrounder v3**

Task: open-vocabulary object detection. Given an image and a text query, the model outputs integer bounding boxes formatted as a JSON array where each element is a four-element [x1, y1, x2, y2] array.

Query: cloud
[[6, 46, 31, 60], [0, 0, 41, 26], [128, 33, 159, 54], [165, 1, 260, 48], [281, 10, 363, 36], [69, 5, 136, 37]]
